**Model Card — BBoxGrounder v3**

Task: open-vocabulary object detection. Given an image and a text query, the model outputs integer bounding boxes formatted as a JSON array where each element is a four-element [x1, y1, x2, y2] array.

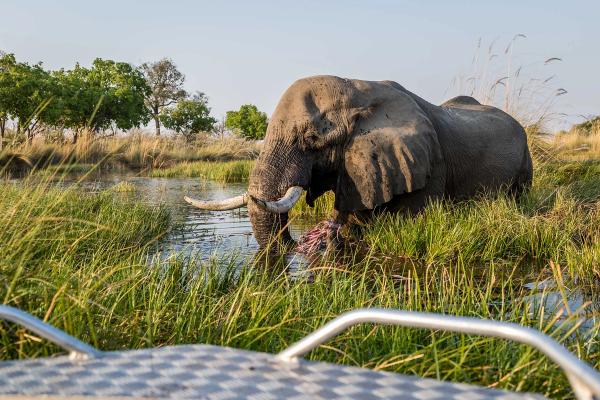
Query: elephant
[[185, 75, 533, 248]]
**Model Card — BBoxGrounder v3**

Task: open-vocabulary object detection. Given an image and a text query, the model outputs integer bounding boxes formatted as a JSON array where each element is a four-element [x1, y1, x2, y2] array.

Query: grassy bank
[[2, 149, 600, 398], [552, 131, 600, 161], [0, 134, 261, 174], [150, 159, 255, 182]]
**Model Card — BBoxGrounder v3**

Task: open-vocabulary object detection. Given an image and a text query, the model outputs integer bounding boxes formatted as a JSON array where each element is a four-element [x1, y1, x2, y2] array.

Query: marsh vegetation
[[0, 130, 599, 399]]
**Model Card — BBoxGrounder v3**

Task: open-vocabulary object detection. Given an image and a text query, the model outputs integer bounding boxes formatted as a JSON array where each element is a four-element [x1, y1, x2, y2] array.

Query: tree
[[53, 65, 101, 143], [86, 59, 150, 132], [140, 59, 187, 136], [0, 53, 58, 143], [225, 104, 268, 140], [211, 116, 227, 139], [0, 52, 13, 145], [161, 92, 216, 142], [0, 53, 150, 146], [54, 58, 150, 143]]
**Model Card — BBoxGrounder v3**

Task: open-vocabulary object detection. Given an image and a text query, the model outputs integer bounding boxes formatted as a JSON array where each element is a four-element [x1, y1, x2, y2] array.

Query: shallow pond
[[58, 171, 315, 263]]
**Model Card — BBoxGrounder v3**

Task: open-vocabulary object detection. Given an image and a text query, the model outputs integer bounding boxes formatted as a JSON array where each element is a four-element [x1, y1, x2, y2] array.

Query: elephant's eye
[[306, 131, 319, 140], [303, 130, 321, 147]]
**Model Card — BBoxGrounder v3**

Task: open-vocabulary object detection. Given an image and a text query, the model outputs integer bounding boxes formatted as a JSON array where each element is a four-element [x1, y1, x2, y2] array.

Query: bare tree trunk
[[152, 107, 160, 136], [0, 118, 5, 150], [154, 117, 160, 136], [26, 121, 38, 144], [154, 115, 161, 136]]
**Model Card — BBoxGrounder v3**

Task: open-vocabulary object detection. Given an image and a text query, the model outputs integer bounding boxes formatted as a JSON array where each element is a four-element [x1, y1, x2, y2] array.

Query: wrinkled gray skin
[[249, 75, 533, 248]]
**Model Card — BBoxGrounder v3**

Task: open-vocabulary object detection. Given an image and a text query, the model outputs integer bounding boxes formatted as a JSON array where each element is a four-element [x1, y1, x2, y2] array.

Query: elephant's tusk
[[184, 193, 248, 211], [251, 186, 303, 214]]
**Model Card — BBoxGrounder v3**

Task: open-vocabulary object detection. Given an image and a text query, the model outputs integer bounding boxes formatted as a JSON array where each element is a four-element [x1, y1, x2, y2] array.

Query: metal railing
[[276, 308, 600, 400], [0, 305, 101, 360], [2, 305, 599, 399]]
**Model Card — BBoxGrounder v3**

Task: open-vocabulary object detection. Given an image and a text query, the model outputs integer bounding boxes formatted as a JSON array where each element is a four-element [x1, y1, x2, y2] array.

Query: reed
[[0, 133, 261, 173]]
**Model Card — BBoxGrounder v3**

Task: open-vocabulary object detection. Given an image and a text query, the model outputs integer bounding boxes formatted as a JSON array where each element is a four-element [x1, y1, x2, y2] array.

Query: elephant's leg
[[384, 166, 447, 213], [332, 209, 350, 225], [385, 187, 442, 214], [510, 147, 534, 199], [323, 210, 347, 253], [327, 209, 372, 252]]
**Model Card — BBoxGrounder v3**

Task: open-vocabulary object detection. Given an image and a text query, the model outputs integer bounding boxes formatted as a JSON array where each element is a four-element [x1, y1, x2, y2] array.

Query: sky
[[1, 0, 598, 130]]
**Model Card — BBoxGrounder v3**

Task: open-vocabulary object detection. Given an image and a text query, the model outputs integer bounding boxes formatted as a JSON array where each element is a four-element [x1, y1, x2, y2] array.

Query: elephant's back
[[433, 104, 530, 199], [441, 95, 481, 107]]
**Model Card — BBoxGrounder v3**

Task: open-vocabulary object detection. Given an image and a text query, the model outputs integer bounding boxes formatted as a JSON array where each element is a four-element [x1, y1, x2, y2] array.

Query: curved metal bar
[[276, 308, 600, 400], [0, 305, 101, 360]]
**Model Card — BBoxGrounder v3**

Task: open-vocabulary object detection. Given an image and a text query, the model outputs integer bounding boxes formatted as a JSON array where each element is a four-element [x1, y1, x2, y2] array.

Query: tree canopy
[[0, 52, 259, 145], [0, 53, 152, 143], [54, 59, 150, 140], [225, 104, 268, 140], [0, 53, 57, 140], [161, 92, 217, 142]]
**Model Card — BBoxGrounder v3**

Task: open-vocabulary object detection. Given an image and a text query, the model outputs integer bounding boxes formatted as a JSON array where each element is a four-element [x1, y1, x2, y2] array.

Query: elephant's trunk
[[248, 201, 293, 248], [248, 140, 310, 248]]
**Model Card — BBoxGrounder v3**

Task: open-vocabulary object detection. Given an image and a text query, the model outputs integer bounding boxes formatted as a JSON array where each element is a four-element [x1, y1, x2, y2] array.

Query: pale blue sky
[[1, 0, 598, 129]]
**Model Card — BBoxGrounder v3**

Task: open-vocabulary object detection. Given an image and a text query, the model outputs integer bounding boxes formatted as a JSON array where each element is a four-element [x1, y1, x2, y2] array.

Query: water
[[60, 171, 314, 263], [522, 279, 598, 335]]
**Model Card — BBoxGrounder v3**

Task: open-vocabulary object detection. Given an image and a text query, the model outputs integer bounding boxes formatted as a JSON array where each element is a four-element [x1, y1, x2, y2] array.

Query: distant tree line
[[0, 52, 268, 147]]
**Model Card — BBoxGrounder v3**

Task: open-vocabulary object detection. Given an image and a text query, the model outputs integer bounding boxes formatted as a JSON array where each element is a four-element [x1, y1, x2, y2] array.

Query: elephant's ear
[[335, 93, 440, 211]]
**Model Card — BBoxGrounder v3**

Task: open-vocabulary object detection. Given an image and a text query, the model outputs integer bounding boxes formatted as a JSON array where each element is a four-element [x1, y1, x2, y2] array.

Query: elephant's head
[[186, 76, 440, 248]]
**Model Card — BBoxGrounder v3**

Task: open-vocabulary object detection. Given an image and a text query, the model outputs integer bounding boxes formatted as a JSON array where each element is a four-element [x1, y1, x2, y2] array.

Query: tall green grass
[[0, 223, 593, 398], [2, 158, 600, 398], [149, 159, 254, 183], [290, 191, 335, 218], [0, 179, 171, 353]]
